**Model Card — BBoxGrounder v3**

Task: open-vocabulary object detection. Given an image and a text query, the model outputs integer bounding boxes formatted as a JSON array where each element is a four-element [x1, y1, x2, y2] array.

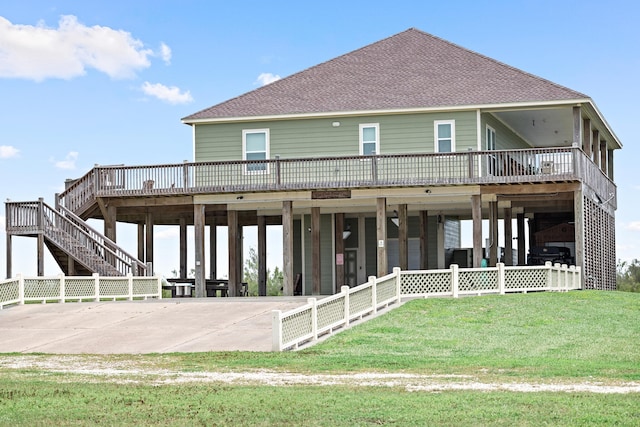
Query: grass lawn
[[1, 291, 639, 425]]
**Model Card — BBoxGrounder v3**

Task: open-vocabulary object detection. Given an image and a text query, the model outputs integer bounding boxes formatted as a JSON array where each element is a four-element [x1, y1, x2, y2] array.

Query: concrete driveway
[[0, 297, 307, 354]]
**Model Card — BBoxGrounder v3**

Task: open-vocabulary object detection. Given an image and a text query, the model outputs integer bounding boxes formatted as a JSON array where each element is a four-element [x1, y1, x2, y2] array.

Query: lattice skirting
[[583, 196, 616, 290]]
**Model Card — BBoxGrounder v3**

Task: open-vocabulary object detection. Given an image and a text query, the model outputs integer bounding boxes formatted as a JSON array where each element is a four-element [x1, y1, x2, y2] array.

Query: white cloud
[[141, 81, 193, 104], [155, 227, 179, 239], [52, 151, 79, 170], [627, 221, 640, 231], [0, 15, 155, 81], [255, 72, 281, 86], [0, 145, 19, 158], [159, 42, 172, 65]]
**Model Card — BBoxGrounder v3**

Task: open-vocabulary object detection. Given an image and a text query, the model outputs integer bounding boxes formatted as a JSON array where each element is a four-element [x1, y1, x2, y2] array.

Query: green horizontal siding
[[482, 113, 530, 150], [194, 111, 479, 162]]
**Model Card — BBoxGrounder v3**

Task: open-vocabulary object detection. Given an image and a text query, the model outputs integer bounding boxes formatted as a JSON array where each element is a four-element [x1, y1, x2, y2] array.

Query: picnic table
[[163, 278, 248, 297]]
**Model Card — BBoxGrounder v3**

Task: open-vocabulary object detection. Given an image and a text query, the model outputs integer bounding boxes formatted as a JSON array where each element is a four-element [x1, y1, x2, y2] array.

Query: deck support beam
[[227, 209, 239, 297], [104, 205, 117, 243], [574, 186, 585, 288], [258, 215, 267, 296], [582, 118, 592, 158], [489, 201, 498, 266], [282, 201, 294, 296], [472, 195, 483, 268], [398, 204, 408, 271], [592, 129, 600, 168], [311, 207, 321, 295], [573, 106, 582, 147], [194, 204, 205, 297], [137, 224, 145, 263], [6, 234, 11, 279], [209, 218, 217, 280], [504, 207, 513, 265], [145, 212, 154, 274], [437, 215, 445, 269], [517, 213, 526, 265], [335, 212, 345, 291], [179, 218, 187, 279], [419, 210, 429, 270], [376, 198, 387, 276]]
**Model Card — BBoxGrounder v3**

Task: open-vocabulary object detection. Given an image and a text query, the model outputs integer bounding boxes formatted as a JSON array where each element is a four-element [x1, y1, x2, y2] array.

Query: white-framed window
[[359, 123, 379, 155], [434, 120, 455, 153], [242, 129, 269, 174], [486, 125, 496, 151]]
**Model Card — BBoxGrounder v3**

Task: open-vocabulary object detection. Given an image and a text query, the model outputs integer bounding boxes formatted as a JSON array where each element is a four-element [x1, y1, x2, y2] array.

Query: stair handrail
[[52, 203, 147, 276], [57, 168, 96, 214]]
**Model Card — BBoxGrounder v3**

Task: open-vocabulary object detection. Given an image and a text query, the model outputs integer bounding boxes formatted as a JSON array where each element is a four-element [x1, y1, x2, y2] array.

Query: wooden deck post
[[471, 195, 483, 268], [419, 210, 429, 270], [227, 209, 239, 297], [574, 186, 585, 288], [335, 212, 345, 291], [436, 215, 445, 269], [376, 197, 387, 276], [137, 224, 145, 264], [592, 129, 600, 167], [311, 207, 321, 295], [573, 106, 582, 147], [282, 201, 294, 296], [489, 201, 498, 266], [194, 204, 206, 297], [600, 141, 607, 174], [398, 204, 408, 271], [582, 118, 592, 158], [145, 212, 154, 274], [517, 213, 526, 265], [209, 218, 217, 280], [504, 207, 513, 265], [258, 215, 267, 296], [104, 205, 117, 242], [37, 198, 44, 275], [179, 218, 187, 279], [6, 233, 11, 279]]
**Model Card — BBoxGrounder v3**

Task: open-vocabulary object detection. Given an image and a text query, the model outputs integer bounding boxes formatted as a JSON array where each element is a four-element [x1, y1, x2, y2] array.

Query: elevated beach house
[[6, 29, 620, 295]]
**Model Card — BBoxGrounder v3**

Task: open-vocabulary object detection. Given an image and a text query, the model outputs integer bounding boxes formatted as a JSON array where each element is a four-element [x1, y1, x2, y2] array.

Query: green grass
[[1, 290, 639, 425]]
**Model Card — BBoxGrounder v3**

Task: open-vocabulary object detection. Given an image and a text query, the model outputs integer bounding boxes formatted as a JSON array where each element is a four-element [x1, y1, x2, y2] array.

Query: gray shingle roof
[[183, 28, 588, 122]]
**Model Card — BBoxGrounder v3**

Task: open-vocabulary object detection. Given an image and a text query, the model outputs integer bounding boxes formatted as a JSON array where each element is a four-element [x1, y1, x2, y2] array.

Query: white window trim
[[242, 128, 270, 174], [486, 125, 496, 150], [434, 120, 455, 153], [359, 123, 379, 156]]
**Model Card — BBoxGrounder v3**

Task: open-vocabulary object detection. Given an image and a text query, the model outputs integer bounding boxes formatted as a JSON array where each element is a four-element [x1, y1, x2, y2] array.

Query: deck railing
[[5, 200, 147, 276], [57, 147, 616, 213], [0, 273, 162, 308], [272, 262, 581, 351]]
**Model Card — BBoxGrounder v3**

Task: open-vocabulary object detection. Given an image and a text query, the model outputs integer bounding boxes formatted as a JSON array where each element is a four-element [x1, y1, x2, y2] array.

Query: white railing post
[[554, 263, 561, 290], [127, 273, 133, 300], [451, 264, 459, 298], [93, 273, 100, 302], [562, 264, 568, 291], [59, 273, 65, 303], [272, 310, 283, 352], [370, 276, 377, 313], [569, 266, 576, 290], [308, 298, 318, 341], [497, 263, 505, 295], [545, 261, 553, 291], [342, 285, 351, 327], [576, 266, 582, 290], [18, 273, 24, 305], [157, 276, 163, 299], [393, 267, 402, 302]]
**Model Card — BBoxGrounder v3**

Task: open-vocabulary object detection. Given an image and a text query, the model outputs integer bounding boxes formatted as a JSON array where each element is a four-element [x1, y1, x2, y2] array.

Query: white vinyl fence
[[272, 262, 581, 351], [0, 273, 162, 308]]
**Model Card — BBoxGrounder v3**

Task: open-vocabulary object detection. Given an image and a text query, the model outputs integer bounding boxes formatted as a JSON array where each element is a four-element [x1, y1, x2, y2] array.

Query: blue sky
[[1, 1, 639, 278]]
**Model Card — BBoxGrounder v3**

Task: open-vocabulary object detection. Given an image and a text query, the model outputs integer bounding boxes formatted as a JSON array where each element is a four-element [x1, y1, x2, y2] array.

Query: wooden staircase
[[5, 200, 146, 276]]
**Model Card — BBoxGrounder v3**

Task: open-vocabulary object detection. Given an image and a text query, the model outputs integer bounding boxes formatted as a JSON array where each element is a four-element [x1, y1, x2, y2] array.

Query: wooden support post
[[436, 215, 445, 269], [572, 106, 582, 147], [145, 212, 154, 274], [211, 220, 220, 287], [137, 223, 145, 263], [517, 213, 526, 265], [67, 257, 76, 276], [600, 141, 607, 174], [504, 207, 513, 266], [6, 233, 11, 278], [37, 233, 44, 276], [471, 195, 483, 268], [194, 204, 206, 298], [282, 201, 294, 296], [592, 129, 600, 167], [335, 212, 345, 291], [419, 210, 429, 270], [582, 118, 591, 158], [489, 201, 498, 266], [104, 205, 117, 242], [398, 204, 408, 271], [376, 197, 387, 276], [179, 218, 187, 279], [311, 207, 321, 295], [574, 186, 585, 288], [258, 215, 267, 296], [607, 149, 614, 180], [227, 209, 239, 297]]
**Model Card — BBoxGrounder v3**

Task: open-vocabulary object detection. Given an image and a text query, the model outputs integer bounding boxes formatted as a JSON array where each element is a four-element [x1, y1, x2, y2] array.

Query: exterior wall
[[194, 111, 478, 162], [481, 113, 530, 150]]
